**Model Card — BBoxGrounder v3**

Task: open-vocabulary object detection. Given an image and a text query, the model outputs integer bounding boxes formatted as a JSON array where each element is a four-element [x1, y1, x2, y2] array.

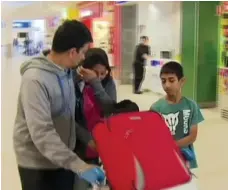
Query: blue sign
[[13, 22, 31, 28], [1, 21, 6, 29], [116, 1, 128, 4]]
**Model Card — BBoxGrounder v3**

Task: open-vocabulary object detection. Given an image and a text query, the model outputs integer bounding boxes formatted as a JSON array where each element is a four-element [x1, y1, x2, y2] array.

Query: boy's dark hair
[[112, 100, 139, 114], [160, 61, 184, 80], [83, 48, 112, 86], [52, 20, 93, 53]]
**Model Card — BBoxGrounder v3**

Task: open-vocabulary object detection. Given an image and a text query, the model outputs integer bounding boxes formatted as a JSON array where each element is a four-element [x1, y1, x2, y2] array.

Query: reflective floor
[[1, 55, 228, 190]]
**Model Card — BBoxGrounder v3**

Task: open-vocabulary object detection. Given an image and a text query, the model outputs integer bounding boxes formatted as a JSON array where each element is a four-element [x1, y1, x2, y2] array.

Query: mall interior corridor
[[1, 55, 228, 190]]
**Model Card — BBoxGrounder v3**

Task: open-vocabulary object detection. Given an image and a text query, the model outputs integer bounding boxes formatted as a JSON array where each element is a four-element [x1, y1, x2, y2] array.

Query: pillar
[[67, 7, 80, 20], [181, 1, 219, 108], [1, 17, 13, 58]]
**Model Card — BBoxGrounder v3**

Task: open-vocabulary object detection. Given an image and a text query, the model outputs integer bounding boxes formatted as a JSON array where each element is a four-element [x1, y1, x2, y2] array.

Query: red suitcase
[[93, 111, 191, 190]]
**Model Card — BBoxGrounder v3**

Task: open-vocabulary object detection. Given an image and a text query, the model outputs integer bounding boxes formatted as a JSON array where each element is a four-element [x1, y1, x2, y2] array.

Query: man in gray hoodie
[[13, 20, 96, 190]]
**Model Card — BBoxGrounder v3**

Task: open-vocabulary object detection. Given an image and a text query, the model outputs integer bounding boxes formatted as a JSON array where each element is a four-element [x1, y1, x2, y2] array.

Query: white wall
[[1, 2, 75, 21], [31, 19, 46, 44], [137, 1, 181, 58], [1, 19, 13, 45]]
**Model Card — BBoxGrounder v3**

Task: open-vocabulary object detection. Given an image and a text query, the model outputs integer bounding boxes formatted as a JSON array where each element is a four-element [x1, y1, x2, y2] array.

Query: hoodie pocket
[[52, 116, 74, 148]]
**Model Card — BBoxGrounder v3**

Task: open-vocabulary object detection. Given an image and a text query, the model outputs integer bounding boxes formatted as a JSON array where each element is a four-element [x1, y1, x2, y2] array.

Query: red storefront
[[77, 1, 122, 80]]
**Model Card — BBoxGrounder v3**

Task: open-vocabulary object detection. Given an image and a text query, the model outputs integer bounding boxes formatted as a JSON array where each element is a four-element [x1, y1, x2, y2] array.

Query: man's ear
[[68, 48, 78, 57], [180, 77, 186, 87]]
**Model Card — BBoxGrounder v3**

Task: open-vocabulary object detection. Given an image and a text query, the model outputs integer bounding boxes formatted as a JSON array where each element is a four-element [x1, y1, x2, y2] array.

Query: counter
[[142, 58, 178, 95], [142, 65, 165, 95]]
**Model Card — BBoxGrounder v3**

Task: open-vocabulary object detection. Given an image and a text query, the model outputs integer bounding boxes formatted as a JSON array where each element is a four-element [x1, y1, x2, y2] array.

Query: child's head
[[112, 100, 139, 114], [82, 48, 111, 83], [160, 61, 185, 96]]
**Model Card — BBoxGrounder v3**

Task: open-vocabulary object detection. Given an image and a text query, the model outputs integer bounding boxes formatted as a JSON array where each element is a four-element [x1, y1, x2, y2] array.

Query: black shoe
[[134, 91, 143, 94]]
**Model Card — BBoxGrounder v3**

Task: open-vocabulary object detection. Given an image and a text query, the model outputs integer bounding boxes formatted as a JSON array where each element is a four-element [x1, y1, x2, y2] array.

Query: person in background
[[13, 20, 98, 190], [133, 36, 151, 94], [150, 61, 204, 172], [24, 36, 30, 56]]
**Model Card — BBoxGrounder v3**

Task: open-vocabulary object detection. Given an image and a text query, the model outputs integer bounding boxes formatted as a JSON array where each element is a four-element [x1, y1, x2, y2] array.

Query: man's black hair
[[82, 48, 112, 87], [112, 100, 139, 114], [42, 49, 51, 56], [140, 36, 149, 41], [52, 20, 93, 53], [160, 61, 184, 80]]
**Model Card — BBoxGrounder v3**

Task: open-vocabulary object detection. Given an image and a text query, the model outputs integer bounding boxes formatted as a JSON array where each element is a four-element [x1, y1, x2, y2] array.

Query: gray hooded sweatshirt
[[13, 56, 92, 173]]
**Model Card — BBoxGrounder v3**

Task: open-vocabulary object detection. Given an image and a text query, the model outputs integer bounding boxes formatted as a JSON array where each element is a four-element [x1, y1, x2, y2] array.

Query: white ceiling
[[1, 1, 35, 8], [1, 1, 76, 20]]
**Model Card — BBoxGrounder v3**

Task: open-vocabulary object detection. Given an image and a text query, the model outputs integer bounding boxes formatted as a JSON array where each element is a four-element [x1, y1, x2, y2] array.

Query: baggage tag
[[124, 116, 142, 139]]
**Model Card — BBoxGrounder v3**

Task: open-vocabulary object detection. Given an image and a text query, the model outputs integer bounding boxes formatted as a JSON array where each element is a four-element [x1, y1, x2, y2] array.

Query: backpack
[[93, 111, 191, 190]]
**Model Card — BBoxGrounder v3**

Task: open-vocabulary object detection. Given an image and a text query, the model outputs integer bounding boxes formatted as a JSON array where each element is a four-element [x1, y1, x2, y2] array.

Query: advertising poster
[[93, 20, 110, 53], [93, 19, 113, 66]]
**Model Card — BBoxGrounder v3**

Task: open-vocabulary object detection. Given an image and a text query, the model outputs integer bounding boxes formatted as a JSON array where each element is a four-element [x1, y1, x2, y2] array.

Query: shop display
[[219, 2, 228, 67], [219, 68, 228, 95], [78, 1, 120, 76], [218, 68, 228, 120], [218, 2, 228, 120], [142, 58, 180, 95], [93, 20, 110, 53]]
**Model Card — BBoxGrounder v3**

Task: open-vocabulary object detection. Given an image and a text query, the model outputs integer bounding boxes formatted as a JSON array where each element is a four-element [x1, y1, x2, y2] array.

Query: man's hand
[[82, 163, 97, 172], [80, 165, 105, 184], [88, 140, 97, 151], [78, 67, 97, 82]]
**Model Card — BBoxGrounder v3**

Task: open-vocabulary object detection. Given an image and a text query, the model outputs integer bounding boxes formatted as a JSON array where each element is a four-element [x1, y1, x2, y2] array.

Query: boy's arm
[[176, 125, 198, 148], [177, 101, 204, 148]]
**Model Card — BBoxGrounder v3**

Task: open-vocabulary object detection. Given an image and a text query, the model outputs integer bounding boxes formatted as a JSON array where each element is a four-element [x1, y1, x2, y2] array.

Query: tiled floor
[[1, 55, 228, 190]]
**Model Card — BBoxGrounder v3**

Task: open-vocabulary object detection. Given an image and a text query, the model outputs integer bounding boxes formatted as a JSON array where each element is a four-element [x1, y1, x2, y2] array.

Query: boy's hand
[[176, 125, 198, 147]]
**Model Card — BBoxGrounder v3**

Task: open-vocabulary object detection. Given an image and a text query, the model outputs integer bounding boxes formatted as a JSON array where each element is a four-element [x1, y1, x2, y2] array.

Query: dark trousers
[[18, 166, 74, 190], [133, 63, 145, 92]]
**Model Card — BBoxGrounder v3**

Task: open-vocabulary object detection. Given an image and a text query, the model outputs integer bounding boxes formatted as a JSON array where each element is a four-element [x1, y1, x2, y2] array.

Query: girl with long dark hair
[[73, 48, 117, 189]]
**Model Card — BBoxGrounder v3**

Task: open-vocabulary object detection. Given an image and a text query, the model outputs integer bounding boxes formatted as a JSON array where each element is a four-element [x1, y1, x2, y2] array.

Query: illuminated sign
[[116, 1, 128, 4], [80, 10, 93, 18], [1, 21, 6, 29], [13, 22, 31, 28]]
